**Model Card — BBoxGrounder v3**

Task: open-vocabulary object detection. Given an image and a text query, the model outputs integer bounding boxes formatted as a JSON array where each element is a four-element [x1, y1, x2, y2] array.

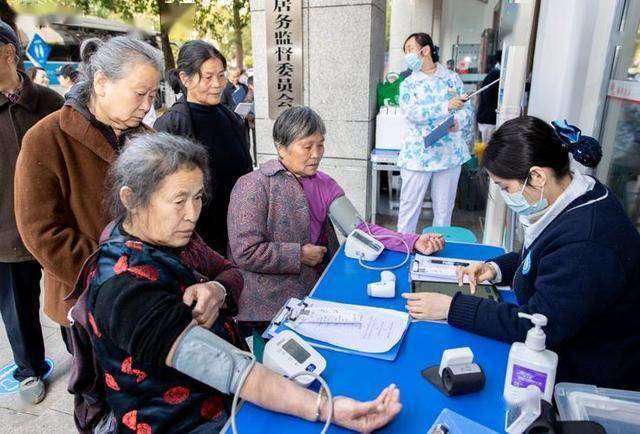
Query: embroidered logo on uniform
[[522, 252, 532, 275]]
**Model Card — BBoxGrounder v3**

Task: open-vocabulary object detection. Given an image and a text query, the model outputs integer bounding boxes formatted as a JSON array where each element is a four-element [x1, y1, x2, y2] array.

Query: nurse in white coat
[[397, 33, 472, 234]]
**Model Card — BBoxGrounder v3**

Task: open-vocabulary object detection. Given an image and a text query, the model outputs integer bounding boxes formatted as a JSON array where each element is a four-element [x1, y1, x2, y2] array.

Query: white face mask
[[405, 47, 426, 71]]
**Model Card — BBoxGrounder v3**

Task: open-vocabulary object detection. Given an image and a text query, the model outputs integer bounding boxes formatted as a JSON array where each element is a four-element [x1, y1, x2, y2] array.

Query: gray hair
[[75, 36, 163, 103], [106, 132, 210, 220], [272, 106, 326, 149]]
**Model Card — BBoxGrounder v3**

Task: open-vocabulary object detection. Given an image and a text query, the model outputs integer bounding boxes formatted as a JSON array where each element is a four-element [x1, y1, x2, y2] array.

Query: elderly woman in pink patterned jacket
[[228, 106, 445, 335]]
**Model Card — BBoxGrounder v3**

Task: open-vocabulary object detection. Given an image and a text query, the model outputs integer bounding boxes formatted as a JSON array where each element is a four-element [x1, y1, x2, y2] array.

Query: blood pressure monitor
[[345, 229, 384, 261], [263, 330, 327, 386]]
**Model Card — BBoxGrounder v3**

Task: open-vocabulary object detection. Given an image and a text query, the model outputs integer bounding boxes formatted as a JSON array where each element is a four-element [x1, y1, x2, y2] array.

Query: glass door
[[597, 0, 640, 231]]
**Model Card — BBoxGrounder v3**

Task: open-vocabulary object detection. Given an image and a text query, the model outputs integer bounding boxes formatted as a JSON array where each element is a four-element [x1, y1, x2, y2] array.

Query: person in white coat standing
[[397, 33, 473, 234]]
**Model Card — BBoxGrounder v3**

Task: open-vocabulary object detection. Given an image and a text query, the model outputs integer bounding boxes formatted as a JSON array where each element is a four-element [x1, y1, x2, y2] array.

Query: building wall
[[250, 0, 387, 216], [528, 0, 618, 136]]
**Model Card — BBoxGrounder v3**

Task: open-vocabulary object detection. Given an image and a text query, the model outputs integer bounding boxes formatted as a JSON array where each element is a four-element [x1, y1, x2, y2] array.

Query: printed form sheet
[[286, 299, 409, 353]]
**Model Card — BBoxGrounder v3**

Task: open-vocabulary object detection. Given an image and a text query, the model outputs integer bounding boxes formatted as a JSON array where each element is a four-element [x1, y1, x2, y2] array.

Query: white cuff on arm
[[211, 281, 227, 302], [486, 261, 502, 284]]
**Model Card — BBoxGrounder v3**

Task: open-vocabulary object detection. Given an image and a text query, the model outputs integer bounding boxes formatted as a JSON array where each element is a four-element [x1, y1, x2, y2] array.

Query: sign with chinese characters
[[266, 0, 303, 118]]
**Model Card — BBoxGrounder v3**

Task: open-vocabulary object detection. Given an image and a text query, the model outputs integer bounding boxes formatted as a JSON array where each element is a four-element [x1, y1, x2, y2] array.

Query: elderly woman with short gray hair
[[74, 132, 401, 433], [15, 35, 162, 334], [228, 106, 445, 334]]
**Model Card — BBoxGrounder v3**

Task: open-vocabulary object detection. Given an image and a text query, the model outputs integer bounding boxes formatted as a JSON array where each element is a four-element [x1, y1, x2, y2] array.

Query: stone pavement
[[0, 294, 76, 434]]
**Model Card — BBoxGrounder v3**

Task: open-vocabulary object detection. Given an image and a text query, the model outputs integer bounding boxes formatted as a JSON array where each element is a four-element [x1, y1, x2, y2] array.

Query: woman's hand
[[182, 281, 226, 329], [448, 118, 460, 132], [414, 234, 445, 255], [456, 262, 497, 294], [447, 95, 468, 111], [328, 384, 402, 433], [301, 243, 327, 267], [401, 292, 452, 321]]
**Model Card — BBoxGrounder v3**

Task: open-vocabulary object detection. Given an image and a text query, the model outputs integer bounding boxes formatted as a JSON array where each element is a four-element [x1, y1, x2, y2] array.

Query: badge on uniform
[[522, 252, 532, 275]]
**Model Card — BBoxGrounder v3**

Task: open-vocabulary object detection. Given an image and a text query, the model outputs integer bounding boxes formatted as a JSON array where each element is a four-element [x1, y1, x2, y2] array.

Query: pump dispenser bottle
[[503, 313, 558, 403]]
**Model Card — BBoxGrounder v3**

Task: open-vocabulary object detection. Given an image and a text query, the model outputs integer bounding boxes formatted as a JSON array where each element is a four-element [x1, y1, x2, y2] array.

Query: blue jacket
[[448, 180, 640, 390]]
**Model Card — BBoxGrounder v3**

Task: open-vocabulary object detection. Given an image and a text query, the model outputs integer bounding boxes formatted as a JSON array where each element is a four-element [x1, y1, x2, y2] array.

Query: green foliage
[[194, 0, 251, 67], [11, 0, 253, 68]]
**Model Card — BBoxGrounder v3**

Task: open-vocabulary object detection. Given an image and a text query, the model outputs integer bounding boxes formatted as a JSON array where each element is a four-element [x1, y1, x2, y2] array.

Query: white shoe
[[19, 376, 46, 404]]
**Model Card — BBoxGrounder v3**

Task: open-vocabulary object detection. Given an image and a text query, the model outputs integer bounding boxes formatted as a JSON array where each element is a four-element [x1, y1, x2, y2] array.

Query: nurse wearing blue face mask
[[402, 116, 640, 390], [396, 33, 473, 234]]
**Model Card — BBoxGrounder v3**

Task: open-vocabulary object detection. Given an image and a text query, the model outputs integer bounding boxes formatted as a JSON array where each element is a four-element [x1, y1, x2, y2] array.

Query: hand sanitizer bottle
[[504, 313, 558, 404]]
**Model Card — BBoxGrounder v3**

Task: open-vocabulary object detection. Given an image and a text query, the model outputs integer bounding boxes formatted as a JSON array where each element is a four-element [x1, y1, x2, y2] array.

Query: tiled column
[[250, 0, 386, 217]]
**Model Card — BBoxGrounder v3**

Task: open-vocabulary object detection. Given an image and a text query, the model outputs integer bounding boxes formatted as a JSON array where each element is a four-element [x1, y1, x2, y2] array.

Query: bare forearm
[[166, 325, 322, 421], [240, 363, 319, 421]]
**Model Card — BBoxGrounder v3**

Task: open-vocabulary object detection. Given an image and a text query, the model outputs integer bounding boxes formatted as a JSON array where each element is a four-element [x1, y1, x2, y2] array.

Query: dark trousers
[[60, 325, 74, 355], [0, 261, 46, 381]]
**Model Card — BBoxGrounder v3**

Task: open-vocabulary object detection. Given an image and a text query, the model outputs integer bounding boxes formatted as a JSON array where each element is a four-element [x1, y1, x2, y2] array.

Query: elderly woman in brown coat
[[14, 37, 162, 346], [228, 106, 445, 335]]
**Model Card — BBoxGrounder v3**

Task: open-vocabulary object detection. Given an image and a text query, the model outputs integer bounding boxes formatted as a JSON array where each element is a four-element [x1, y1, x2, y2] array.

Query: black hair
[[482, 116, 602, 181], [57, 64, 79, 83], [166, 40, 227, 95], [403, 33, 439, 63]]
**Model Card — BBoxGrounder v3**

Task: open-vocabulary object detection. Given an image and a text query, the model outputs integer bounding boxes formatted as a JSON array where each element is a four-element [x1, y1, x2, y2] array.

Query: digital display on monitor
[[283, 338, 311, 363], [353, 231, 382, 251]]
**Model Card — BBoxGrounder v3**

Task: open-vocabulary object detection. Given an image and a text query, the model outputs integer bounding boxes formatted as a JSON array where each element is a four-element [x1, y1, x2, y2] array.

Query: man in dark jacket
[[220, 67, 249, 111], [0, 21, 64, 404], [476, 51, 501, 143]]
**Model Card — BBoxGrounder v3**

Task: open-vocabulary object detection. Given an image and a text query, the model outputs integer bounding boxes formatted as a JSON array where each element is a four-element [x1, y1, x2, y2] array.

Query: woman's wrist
[[318, 393, 332, 422], [209, 281, 227, 302]]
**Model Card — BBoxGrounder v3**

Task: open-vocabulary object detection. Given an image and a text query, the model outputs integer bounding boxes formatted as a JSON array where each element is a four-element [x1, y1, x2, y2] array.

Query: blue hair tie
[[551, 119, 602, 168]]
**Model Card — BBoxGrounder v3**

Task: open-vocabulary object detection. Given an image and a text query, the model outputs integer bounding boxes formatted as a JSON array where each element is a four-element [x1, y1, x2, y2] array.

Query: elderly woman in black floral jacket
[[76, 132, 401, 433]]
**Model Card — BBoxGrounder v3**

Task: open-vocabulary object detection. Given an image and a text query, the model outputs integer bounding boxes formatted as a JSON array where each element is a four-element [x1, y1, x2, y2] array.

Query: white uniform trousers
[[397, 165, 462, 234]]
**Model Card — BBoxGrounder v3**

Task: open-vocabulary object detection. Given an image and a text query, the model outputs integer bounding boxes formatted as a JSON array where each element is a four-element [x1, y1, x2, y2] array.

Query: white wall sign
[[266, 0, 304, 118]]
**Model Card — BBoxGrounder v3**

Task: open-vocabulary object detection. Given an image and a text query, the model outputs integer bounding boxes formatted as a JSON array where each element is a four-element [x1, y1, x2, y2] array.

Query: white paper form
[[286, 299, 410, 354], [296, 307, 362, 324]]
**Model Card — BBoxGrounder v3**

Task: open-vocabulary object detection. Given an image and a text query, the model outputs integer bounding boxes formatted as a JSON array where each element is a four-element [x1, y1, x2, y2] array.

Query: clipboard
[[424, 114, 455, 147], [263, 297, 411, 361], [234, 102, 254, 118]]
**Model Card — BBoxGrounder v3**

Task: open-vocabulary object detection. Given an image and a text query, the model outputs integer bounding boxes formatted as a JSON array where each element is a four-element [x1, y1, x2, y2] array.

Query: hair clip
[[551, 119, 602, 168], [551, 119, 581, 149]]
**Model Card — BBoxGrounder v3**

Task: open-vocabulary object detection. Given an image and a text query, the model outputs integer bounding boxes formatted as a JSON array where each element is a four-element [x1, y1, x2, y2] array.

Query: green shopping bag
[[376, 72, 405, 109]]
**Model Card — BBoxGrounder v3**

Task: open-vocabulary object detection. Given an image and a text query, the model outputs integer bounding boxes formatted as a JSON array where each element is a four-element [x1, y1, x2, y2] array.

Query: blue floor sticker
[[0, 358, 55, 395]]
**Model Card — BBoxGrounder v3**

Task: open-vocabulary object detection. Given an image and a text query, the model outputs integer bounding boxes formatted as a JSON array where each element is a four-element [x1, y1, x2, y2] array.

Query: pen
[[466, 77, 500, 99], [429, 259, 470, 267]]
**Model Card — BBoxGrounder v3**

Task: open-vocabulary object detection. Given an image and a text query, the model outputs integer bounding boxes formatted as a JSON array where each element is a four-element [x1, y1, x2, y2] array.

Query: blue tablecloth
[[231, 242, 512, 433]]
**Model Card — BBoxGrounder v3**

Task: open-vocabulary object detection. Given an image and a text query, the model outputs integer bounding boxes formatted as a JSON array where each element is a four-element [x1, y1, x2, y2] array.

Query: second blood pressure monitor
[[263, 330, 327, 386]]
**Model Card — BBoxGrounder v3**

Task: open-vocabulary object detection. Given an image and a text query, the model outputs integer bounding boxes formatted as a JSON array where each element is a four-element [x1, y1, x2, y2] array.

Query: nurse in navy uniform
[[403, 116, 640, 391]]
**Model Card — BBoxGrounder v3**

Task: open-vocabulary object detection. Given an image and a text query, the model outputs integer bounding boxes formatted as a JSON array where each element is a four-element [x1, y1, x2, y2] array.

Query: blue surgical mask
[[499, 179, 548, 216], [405, 52, 423, 71]]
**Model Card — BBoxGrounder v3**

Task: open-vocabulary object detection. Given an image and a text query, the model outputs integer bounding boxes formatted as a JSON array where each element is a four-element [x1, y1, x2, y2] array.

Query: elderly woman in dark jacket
[[77, 132, 401, 433], [228, 106, 445, 334], [155, 40, 253, 255]]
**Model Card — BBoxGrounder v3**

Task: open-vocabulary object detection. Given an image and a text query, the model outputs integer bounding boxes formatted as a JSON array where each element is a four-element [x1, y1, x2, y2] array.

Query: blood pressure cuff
[[328, 195, 364, 236], [172, 326, 254, 395]]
